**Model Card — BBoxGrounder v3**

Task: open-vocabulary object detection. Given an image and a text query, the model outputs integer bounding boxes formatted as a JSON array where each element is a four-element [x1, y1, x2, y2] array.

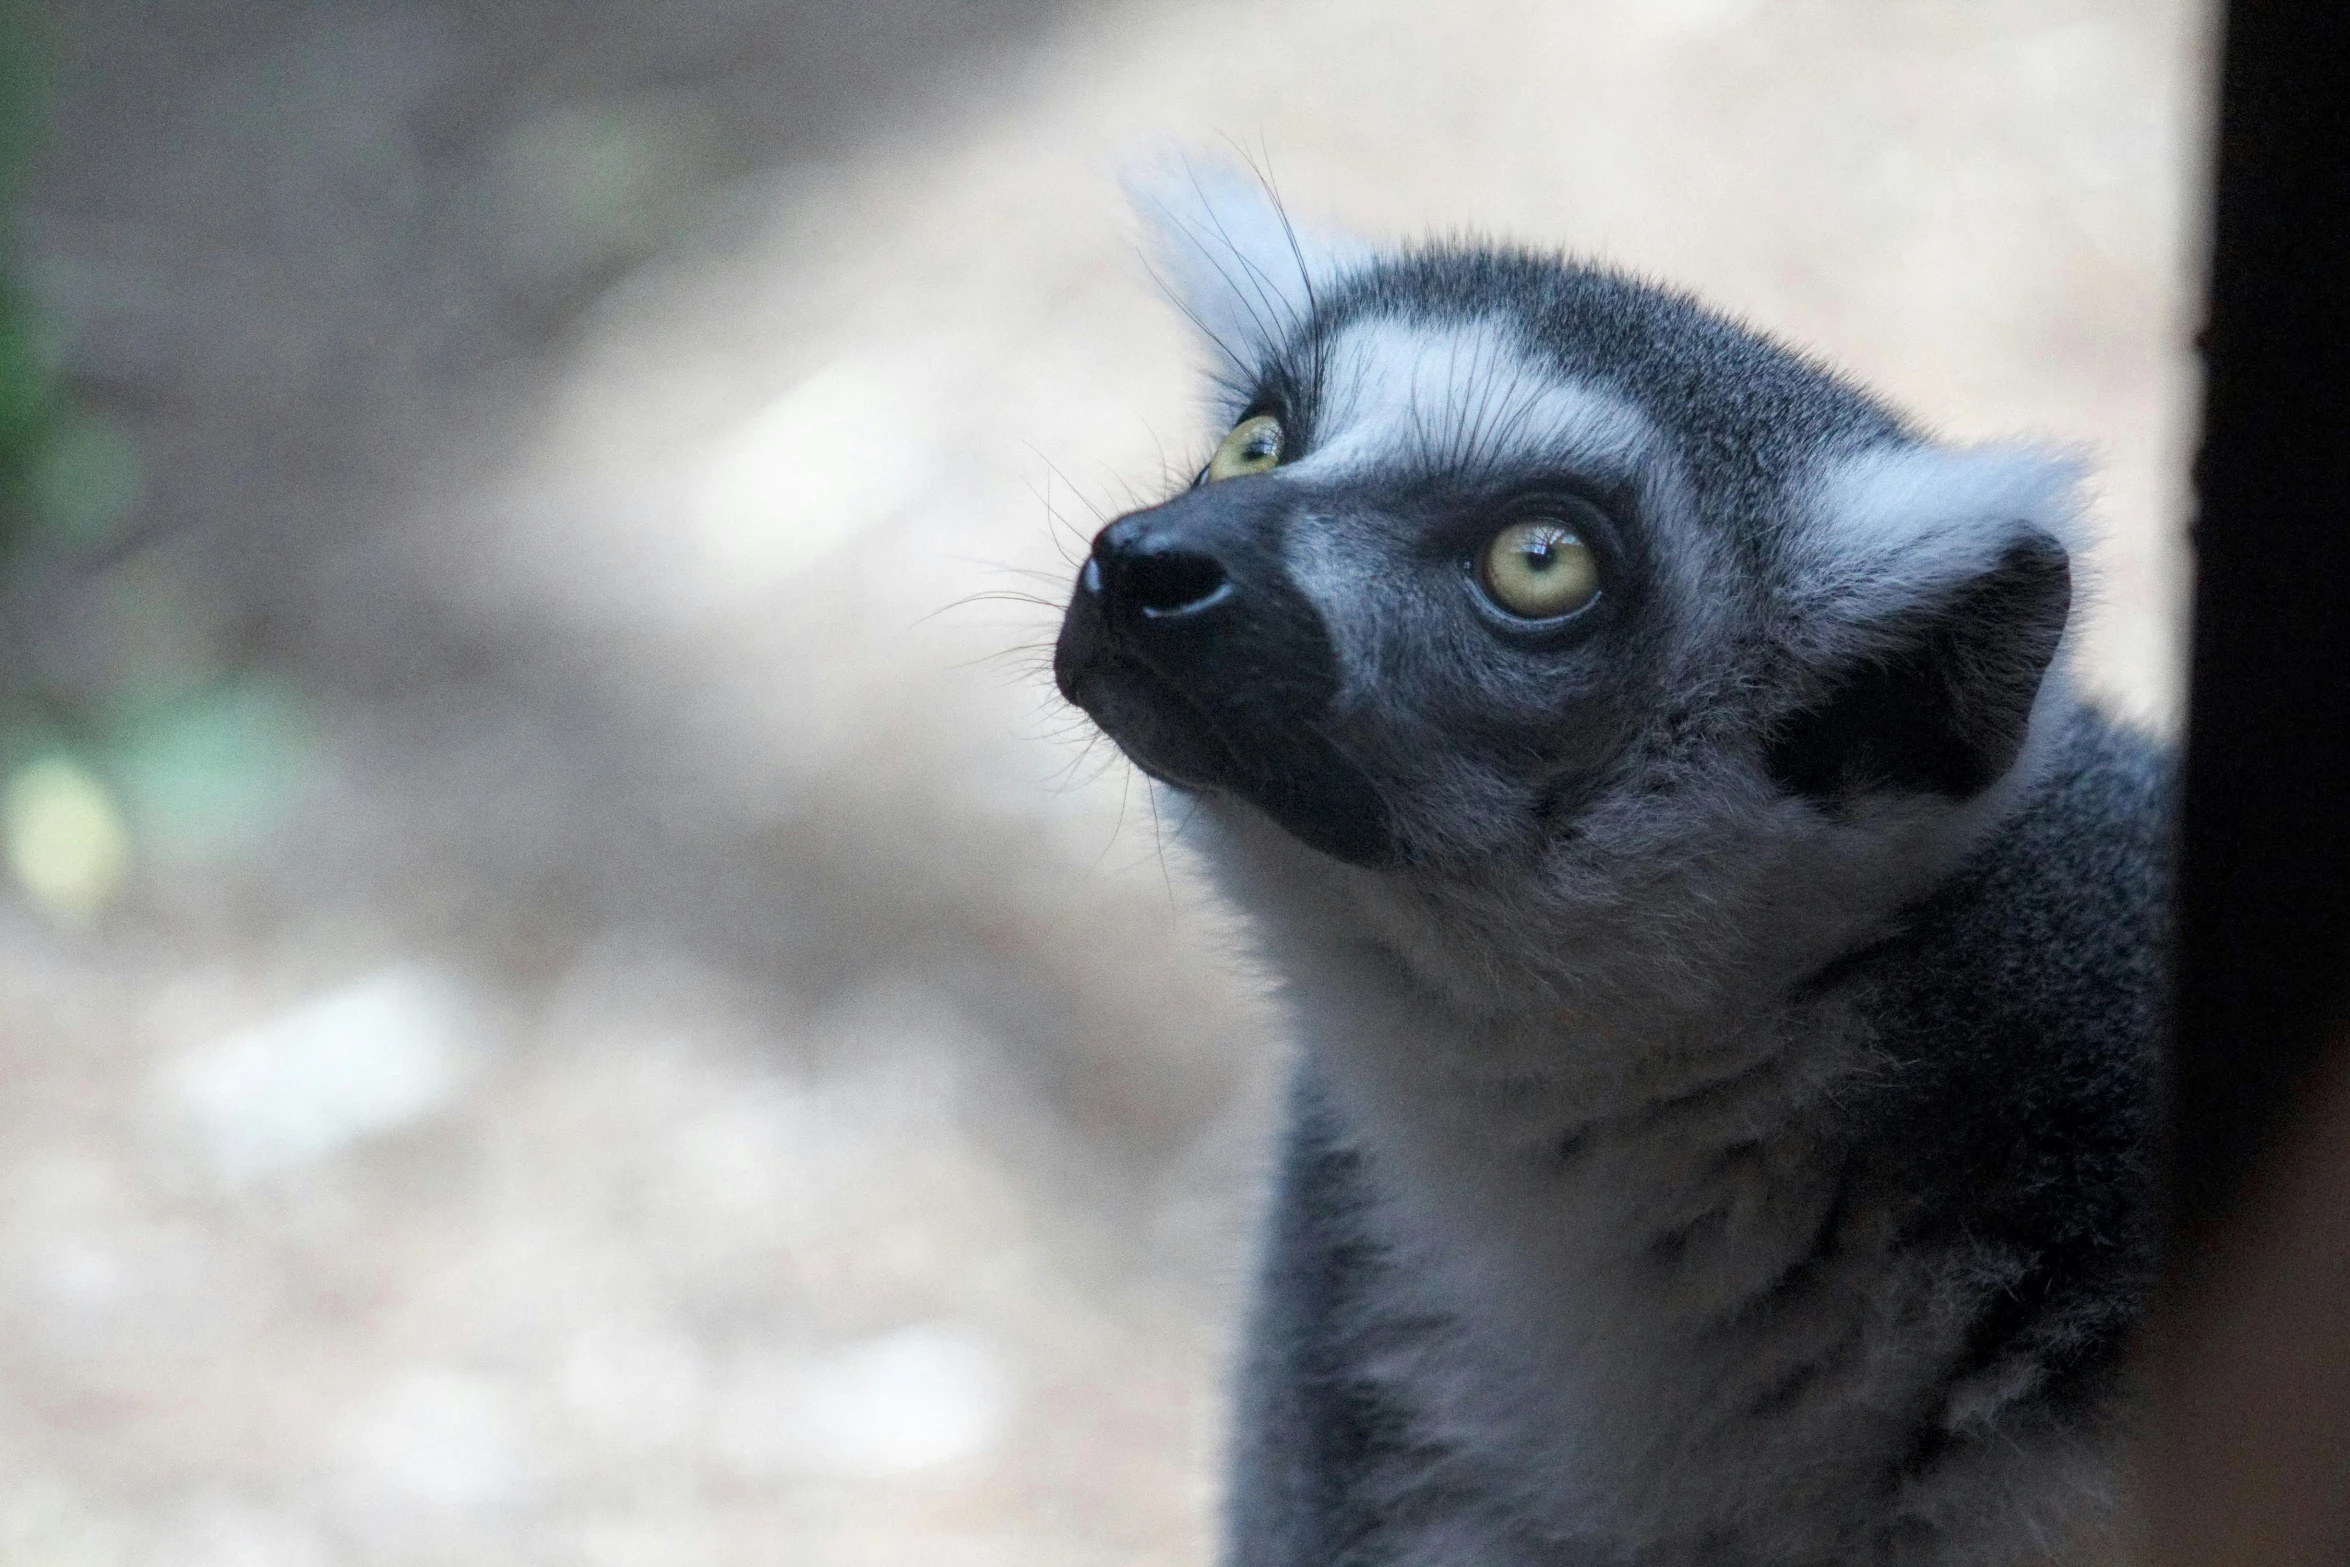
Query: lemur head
[[1054, 167, 2077, 1020]]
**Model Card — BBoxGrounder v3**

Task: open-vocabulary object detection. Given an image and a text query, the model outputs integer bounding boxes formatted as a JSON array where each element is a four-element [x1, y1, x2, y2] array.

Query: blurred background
[[0, 1, 2211, 1563]]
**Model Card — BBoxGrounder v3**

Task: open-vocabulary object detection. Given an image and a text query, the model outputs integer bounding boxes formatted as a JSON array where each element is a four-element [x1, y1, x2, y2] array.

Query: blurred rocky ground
[[0, 0, 2209, 1563]]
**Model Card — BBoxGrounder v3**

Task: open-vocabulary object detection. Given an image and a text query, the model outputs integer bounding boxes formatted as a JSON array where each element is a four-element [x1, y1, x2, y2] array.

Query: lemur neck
[[1260, 886, 1836, 1165]]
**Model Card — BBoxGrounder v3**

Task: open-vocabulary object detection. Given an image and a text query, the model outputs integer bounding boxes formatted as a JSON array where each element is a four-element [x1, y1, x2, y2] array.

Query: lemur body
[[1052, 171, 2171, 1566]]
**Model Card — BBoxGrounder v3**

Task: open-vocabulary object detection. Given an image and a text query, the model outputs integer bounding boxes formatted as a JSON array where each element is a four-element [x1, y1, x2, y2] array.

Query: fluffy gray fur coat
[[1052, 168, 2171, 1567]]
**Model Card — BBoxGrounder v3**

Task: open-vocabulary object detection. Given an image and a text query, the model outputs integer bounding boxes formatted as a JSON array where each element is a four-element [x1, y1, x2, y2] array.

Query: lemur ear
[[1124, 157, 1367, 382], [1767, 445, 2079, 803]]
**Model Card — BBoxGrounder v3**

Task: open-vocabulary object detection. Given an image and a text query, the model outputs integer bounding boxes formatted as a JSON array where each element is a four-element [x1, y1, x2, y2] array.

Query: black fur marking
[[1056, 479, 1397, 865], [1648, 1202, 1732, 1269], [1711, 1160, 1859, 1336], [1743, 1313, 1864, 1421], [1765, 532, 2073, 802], [1226, 1074, 1413, 1567]]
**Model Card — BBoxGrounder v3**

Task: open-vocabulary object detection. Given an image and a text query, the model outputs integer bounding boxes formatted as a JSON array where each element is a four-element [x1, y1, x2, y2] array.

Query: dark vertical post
[[2170, 0, 2350, 1253], [2143, 6, 2350, 1561]]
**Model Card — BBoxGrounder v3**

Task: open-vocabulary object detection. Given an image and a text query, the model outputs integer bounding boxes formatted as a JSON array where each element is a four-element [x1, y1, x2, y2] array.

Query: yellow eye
[[1206, 414, 1284, 482], [1481, 519, 1600, 618]]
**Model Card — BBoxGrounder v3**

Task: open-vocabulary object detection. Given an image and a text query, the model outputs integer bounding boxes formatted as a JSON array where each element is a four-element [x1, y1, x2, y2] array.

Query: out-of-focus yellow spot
[[3, 756, 132, 924]]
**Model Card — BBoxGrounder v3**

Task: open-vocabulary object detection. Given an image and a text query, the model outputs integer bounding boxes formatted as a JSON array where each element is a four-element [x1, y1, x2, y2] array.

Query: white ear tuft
[[1772, 443, 2084, 799], [1123, 156, 1369, 380], [1795, 442, 2087, 626]]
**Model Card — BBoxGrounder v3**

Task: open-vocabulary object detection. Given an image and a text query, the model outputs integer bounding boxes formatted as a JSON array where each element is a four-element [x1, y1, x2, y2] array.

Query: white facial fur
[[1783, 440, 2090, 671], [1124, 157, 1369, 394], [1286, 316, 1658, 485]]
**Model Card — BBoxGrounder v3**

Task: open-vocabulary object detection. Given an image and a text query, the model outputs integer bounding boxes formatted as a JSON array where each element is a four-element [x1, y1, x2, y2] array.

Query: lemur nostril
[[1123, 548, 1231, 618]]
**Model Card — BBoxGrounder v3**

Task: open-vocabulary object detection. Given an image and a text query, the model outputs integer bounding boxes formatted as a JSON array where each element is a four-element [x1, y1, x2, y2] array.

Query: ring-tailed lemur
[[1052, 167, 2171, 1566]]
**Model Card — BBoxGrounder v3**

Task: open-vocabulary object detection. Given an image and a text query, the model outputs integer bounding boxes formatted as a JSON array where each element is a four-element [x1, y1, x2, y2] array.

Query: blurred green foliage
[[1, 9, 143, 562], [0, 9, 311, 921], [0, 2, 50, 556], [0, 8, 135, 923]]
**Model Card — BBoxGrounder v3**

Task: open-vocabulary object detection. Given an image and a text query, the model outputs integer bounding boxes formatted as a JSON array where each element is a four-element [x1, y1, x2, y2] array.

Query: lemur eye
[[1480, 519, 1600, 619], [1206, 414, 1284, 481]]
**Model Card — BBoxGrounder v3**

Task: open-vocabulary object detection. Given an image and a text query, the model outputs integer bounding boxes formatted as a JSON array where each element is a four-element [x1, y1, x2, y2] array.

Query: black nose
[[1053, 486, 1395, 866], [1085, 518, 1233, 621]]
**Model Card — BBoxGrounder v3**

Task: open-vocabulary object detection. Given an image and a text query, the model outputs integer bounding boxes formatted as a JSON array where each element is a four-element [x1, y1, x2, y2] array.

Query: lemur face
[[1055, 169, 2076, 908], [1056, 315, 1681, 868]]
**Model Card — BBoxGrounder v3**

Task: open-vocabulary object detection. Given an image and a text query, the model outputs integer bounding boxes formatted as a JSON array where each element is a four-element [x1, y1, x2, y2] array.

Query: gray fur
[[1052, 169, 2170, 1566]]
